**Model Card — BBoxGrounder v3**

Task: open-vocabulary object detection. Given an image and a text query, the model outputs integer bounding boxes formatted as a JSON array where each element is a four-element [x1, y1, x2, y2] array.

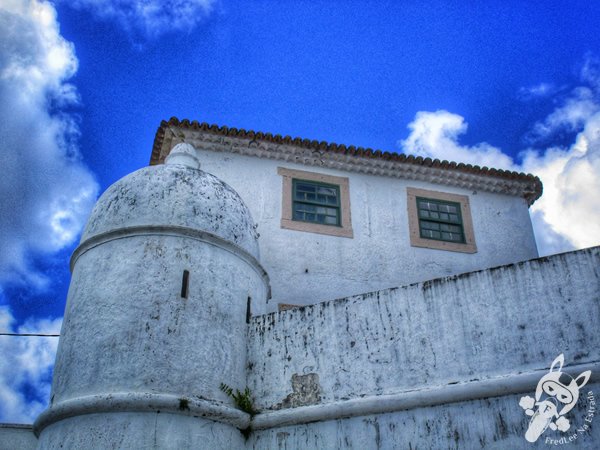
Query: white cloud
[[0, 306, 61, 424], [581, 54, 600, 90], [67, 0, 216, 39], [529, 87, 598, 140], [521, 112, 600, 254], [0, 1, 98, 287], [400, 110, 515, 170], [399, 58, 600, 256], [518, 82, 558, 100]]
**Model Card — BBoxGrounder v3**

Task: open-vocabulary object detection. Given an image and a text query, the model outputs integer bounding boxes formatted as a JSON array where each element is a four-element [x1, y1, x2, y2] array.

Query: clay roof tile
[[151, 118, 542, 204]]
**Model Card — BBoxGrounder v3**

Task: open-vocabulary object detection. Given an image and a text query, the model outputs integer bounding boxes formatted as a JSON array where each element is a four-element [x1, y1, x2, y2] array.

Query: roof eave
[[150, 118, 543, 206]]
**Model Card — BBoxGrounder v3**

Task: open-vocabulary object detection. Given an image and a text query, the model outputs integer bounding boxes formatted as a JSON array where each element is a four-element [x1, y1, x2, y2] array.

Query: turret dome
[[81, 144, 259, 258]]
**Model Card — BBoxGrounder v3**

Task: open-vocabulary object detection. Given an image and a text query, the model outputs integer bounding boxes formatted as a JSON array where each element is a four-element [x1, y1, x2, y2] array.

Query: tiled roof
[[151, 117, 543, 205]]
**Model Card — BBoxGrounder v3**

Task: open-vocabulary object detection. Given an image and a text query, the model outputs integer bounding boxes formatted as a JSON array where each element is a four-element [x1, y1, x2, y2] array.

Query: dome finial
[[165, 143, 200, 169]]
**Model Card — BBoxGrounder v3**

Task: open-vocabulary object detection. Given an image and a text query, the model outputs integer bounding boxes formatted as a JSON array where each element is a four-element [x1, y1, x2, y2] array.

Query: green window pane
[[296, 183, 316, 192], [417, 197, 465, 244], [293, 179, 341, 226], [318, 186, 337, 196], [421, 221, 440, 231], [441, 232, 462, 242]]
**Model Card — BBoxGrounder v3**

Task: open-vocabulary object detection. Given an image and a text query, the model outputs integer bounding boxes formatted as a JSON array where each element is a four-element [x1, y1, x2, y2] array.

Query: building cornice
[[150, 118, 543, 206]]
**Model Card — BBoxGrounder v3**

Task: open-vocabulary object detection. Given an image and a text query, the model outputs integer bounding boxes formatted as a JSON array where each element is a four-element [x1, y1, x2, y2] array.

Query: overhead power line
[[0, 332, 60, 337]]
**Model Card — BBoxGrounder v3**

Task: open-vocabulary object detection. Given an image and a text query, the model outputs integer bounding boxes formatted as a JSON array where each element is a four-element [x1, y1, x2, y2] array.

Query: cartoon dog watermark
[[519, 354, 593, 443]]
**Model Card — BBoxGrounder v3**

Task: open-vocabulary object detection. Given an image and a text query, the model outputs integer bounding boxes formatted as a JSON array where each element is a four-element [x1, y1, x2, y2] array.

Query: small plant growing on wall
[[219, 382, 258, 416]]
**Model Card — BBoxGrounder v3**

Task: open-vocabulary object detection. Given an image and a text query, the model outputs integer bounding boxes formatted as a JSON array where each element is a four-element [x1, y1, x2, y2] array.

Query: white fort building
[[2, 118, 599, 449]]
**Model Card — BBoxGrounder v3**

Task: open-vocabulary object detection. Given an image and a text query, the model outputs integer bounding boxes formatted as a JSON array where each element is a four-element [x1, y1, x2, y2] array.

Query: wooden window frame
[[407, 187, 477, 253], [278, 167, 353, 238]]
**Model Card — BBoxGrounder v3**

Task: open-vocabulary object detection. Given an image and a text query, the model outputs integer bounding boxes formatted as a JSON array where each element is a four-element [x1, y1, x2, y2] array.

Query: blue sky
[[1, 0, 600, 423]]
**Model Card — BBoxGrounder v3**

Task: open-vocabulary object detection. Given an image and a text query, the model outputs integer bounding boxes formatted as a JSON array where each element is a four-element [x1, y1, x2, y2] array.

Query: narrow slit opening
[[246, 297, 252, 324], [181, 270, 190, 299]]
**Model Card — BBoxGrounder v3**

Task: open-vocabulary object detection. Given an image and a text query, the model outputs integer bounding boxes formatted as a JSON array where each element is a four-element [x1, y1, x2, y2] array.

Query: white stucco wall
[[194, 150, 538, 310], [50, 235, 265, 404], [249, 385, 600, 449], [38, 413, 246, 450], [245, 246, 599, 448], [248, 246, 599, 409], [0, 424, 37, 450]]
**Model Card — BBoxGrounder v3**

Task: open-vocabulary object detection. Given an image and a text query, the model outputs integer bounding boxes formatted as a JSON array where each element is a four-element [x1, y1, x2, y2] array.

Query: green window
[[292, 179, 340, 226], [416, 197, 465, 243]]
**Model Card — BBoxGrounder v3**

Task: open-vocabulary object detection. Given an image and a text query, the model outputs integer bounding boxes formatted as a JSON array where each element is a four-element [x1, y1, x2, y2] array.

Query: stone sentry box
[[34, 144, 270, 449]]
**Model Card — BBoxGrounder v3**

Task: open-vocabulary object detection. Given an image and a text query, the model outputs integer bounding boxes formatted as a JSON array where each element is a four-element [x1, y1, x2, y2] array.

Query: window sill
[[281, 218, 354, 238]]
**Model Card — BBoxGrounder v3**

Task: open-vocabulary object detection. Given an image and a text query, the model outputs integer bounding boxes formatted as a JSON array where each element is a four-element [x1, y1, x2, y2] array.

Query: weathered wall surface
[[81, 164, 261, 259], [248, 247, 599, 408], [51, 235, 265, 404], [247, 247, 599, 447], [37, 412, 245, 450], [196, 150, 538, 310], [0, 424, 37, 450], [250, 384, 600, 449]]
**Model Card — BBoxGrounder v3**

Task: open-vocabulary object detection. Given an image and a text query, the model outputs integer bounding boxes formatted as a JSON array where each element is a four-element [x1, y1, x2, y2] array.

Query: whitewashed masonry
[[152, 119, 541, 311]]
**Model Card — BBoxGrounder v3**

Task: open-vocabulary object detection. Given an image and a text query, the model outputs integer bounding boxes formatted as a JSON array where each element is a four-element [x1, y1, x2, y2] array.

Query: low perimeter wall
[[0, 424, 36, 450], [247, 246, 600, 448]]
